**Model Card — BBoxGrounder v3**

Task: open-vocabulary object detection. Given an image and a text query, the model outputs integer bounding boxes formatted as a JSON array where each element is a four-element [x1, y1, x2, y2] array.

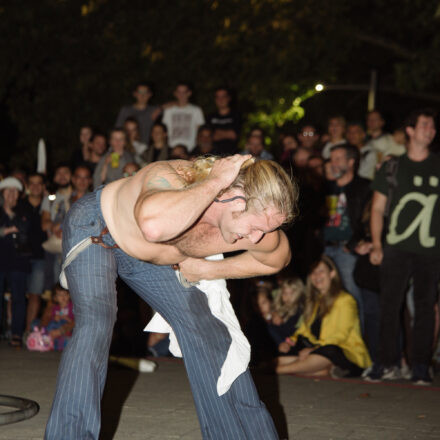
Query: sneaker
[[400, 363, 412, 380], [364, 364, 384, 382], [139, 359, 157, 373], [411, 364, 432, 386], [382, 366, 402, 380], [330, 366, 350, 379]]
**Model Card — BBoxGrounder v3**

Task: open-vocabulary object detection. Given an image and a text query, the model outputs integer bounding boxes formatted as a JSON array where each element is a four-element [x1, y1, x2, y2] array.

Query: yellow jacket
[[290, 291, 371, 368]]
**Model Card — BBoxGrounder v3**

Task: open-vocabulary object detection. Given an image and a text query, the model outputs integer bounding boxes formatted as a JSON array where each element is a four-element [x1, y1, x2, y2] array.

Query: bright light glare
[[315, 83, 324, 92]]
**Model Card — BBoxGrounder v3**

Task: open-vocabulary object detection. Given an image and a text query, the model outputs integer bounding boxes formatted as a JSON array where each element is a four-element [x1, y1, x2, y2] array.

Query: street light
[[315, 83, 324, 92]]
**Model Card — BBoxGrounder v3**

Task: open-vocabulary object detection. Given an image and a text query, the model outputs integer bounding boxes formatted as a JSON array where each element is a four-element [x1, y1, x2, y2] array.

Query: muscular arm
[[179, 230, 291, 281], [134, 155, 251, 242]]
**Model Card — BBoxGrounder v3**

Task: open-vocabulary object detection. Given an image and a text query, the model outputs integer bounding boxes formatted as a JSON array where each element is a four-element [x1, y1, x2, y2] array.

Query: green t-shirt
[[371, 153, 440, 255]]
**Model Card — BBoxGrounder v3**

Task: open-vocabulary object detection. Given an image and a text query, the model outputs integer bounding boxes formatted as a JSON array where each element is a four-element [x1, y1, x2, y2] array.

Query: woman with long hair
[[276, 255, 371, 376]]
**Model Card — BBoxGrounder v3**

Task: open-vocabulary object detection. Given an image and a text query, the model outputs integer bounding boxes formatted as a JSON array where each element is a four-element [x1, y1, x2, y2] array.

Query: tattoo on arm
[[146, 176, 172, 190]]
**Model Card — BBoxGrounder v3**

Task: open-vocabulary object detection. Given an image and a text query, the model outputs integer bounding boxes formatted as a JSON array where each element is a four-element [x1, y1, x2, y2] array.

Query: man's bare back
[[101, 160, 255, 262], [100, 156, 291, 281]]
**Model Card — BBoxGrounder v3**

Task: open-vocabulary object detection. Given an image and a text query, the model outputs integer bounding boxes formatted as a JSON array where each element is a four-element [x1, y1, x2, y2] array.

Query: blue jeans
[[45, 190, 278, 440], [325, 245, 364, 331], [0, 270, 27, 337]]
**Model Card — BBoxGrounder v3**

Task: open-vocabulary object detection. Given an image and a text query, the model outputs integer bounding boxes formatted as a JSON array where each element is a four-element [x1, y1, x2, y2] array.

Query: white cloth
[[145, 254, 251, 396], [162, 104, 205, 151]]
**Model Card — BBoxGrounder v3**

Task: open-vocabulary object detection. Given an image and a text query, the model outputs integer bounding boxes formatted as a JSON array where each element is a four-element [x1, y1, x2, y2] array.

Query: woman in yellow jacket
[[276, 255, 371, 376]]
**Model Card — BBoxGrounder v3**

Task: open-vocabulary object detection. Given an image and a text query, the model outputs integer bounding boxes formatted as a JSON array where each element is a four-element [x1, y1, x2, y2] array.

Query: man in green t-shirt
[[366, 109, 440, 385]]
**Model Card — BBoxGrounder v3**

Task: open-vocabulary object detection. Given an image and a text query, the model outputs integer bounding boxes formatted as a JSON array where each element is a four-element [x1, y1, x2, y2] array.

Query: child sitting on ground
[[38, 283, 75, 351], [268, 277, 305, 350]]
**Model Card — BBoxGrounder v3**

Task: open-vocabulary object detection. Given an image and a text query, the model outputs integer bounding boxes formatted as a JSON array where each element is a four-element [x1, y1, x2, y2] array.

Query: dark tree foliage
[[1, 0, 439, 168]]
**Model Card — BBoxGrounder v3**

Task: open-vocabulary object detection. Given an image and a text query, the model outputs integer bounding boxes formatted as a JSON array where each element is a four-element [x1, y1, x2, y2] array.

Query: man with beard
[[323, 144, 371, 329]]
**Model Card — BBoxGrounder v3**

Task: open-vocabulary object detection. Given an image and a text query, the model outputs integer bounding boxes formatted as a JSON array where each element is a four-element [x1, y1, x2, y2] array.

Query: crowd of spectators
[[0, 80, 439, 386]]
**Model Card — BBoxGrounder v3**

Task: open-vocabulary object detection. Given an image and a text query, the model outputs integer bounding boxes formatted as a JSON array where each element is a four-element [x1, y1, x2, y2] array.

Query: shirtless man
[[45, 154, 297, 440]]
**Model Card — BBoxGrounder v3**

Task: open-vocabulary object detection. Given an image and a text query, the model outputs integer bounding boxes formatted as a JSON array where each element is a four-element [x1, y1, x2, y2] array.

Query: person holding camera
[[0, 176, 32, 347]]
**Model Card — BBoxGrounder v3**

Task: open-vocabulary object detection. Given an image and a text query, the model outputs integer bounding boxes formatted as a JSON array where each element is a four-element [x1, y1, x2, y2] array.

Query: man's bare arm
[[134, 155, 251, 242], [178, 231, 291, 281], [369, 191, 387, 265]]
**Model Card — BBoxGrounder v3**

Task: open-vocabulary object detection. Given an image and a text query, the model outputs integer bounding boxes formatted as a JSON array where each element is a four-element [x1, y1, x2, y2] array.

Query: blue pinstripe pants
[[45, 190, 278, 440]]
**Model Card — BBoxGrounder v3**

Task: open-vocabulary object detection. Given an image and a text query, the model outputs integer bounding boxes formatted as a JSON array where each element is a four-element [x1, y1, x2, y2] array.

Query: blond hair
[[178, 156, 298, 224], [273, 277, 305, 320]]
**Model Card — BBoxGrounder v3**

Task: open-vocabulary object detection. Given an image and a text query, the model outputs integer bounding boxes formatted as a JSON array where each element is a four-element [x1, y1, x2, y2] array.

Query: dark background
[[1, 0, 440, 169]]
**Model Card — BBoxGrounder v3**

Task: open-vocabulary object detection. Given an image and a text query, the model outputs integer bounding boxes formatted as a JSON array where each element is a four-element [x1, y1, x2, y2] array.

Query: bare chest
[[169, 225, 236, 258]]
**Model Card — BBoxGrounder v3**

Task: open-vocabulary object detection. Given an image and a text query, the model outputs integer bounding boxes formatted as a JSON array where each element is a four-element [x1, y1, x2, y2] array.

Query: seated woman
[[276, 256, 371, 377]]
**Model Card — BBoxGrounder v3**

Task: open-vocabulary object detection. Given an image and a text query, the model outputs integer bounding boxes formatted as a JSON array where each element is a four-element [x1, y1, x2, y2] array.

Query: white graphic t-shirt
[[162, 104, 205, 151]]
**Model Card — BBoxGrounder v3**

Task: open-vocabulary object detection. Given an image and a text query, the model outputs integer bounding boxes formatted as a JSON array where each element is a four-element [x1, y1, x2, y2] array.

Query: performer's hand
[[177, 257, 208, 283], [207, 154, 253, 189]]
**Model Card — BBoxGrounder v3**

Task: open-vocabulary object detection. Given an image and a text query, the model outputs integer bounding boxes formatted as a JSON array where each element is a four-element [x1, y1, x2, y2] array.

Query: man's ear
[[406, 126, 414, 139], [232, 195, 246, 211]]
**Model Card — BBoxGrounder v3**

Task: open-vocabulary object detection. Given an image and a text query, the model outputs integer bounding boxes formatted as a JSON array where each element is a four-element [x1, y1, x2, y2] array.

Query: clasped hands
[[172, 257, 210, 283]]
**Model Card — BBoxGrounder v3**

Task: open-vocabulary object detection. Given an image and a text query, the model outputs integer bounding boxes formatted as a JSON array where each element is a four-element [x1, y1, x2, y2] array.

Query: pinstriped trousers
[[45, 190, 278, 440]]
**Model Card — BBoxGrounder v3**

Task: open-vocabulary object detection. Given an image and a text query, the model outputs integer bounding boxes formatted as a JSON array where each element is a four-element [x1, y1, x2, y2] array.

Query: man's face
[[330, 148, 351, 179], [28, 175, 45, 197], [91, 135, 107, 155], [298, 125, 319, 148], [366, 111, 384, 132], [407, 115, 436, 147], [346, 125, 365, 148], [133, 85, 152, 106], [215, 89, 230, 110], [174, 85, 191, 104], [54, 166, 71, 188], [219, 204, 285, 245], [328, 118, 345, 139], [246, 135, 264, 156], [72, 168, 91, 193]]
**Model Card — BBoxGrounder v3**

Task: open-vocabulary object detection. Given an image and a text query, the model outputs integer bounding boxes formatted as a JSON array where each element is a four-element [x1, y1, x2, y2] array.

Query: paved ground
[[1, 342, 439, 440]]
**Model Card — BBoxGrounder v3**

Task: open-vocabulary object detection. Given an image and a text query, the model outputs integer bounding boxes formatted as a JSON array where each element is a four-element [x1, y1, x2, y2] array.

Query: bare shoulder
[[246, 230, 291, 269], [139, 160, 191, 192], [248, 230, 286, 254]]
